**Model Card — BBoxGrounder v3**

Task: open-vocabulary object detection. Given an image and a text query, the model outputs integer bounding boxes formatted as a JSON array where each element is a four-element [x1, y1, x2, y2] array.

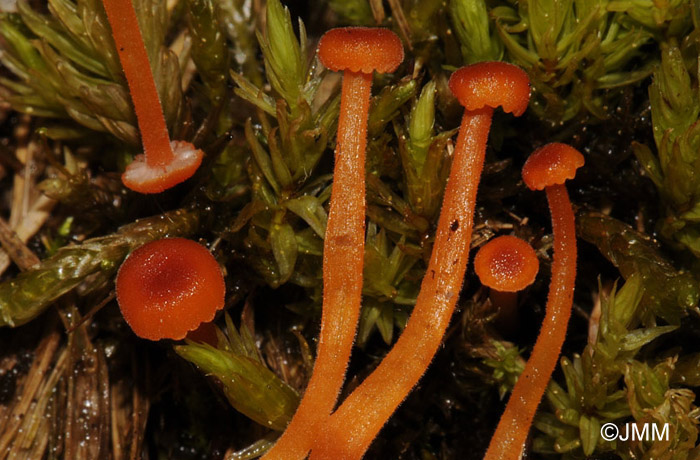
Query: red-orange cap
[[318, 27, 404, 74], [474, 235, 539, 292], [122, 141, 204, 194], [522, 142, 585, 191], [116, 238, 225, 340], [448, 62, 530, 116]]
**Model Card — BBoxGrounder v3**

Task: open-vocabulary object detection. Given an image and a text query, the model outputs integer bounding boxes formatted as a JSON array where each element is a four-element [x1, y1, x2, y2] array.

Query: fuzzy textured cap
[[474, 235, 539, 292], [448, 62, 530, 116], [522, 142, 585, 191], [116, 238, 225, 340], [318, 27, 404, 74]]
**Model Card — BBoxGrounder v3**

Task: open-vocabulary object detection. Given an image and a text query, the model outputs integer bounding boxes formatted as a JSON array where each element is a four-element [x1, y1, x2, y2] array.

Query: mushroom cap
[[522, 142, 585, 191], [116, 238, 225, 341], [122, 140, 204, 194], [318, 27, 404, 74], [448, 62, 530, 116], [474, 235, 539, 292]]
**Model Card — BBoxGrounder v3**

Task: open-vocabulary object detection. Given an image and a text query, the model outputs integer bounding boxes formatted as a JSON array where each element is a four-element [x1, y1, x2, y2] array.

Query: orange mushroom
[[310, 62, 530, 460], [474, 235, 539, 332], [261, 28, 403, 460], [115, 238, 225, 341], [483, 142, 583, 460], [102, 0, 203, 194]]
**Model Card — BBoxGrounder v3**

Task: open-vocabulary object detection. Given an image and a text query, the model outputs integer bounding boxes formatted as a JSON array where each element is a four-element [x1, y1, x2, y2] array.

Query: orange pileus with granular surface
[[116, 238, 225, 341], [522, 142, 585, 191], [317, 27, 404, 74], [474, 235, 539, 293], [448, 62, 530, 116]]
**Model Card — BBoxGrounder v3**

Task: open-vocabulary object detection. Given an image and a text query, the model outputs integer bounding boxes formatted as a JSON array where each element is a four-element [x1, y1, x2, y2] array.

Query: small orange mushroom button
[[474, 235, 539, 292], [116, 238, 225, 341]]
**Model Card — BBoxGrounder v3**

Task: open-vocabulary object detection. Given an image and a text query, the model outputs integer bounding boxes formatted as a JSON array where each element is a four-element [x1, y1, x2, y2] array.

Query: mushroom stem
[[336, 72, 373, 170], [102, 0, 173, 166], [260, 72, 372, 460], [490, 289, 518, 333], [265, 27, 403, 460], [483, 183, 576, 460], [310, 107, 494, 460]]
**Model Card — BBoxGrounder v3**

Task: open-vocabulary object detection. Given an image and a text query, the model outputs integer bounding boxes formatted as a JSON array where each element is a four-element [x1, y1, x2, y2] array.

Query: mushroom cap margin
[[522, 142, 585, 191], [448, 62, 530, 116], [318, 27, 404, 74]]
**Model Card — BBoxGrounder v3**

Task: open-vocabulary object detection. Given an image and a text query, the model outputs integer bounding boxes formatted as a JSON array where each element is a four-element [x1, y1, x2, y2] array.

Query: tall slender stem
[[102, 0, 173, 166], [483, 183, 577, 460], [262, 71, 372, 460], [310, 107, 494, 460]]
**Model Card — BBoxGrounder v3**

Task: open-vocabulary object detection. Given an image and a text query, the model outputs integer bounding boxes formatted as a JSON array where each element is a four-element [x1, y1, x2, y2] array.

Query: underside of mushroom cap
[[318, 27, 404, 74], [474, 235, 539, 292], [522, 142, 585, 190], [448, 62, 530, 116], [116, 238, 225, 341], [122, 140, 204, 194]]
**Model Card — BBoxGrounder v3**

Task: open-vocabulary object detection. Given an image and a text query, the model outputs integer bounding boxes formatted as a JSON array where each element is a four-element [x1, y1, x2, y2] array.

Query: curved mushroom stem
[[261, 71, 372, 460], [102, 0, 173, 167], [483, 183, 576, 460], [310, 107, 494, 460]]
